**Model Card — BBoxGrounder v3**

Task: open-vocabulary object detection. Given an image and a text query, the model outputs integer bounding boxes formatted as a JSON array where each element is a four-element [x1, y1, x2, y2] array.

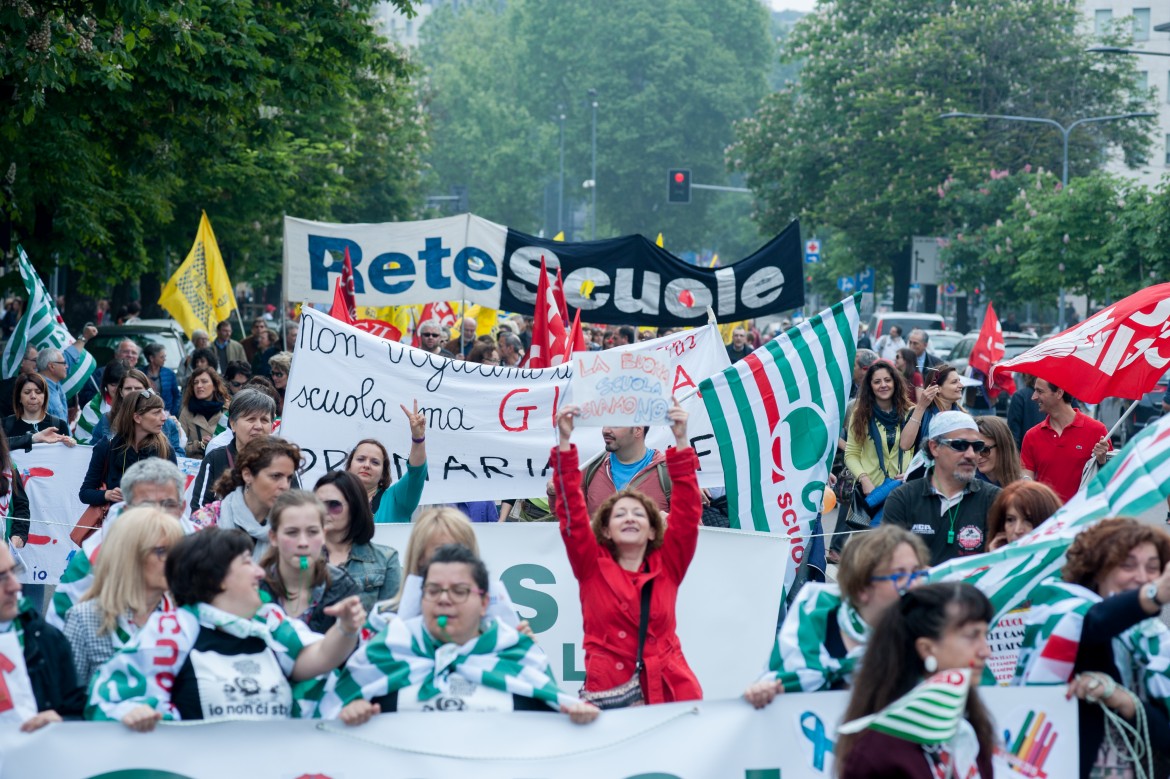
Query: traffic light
[[667, 169, 691, 204]]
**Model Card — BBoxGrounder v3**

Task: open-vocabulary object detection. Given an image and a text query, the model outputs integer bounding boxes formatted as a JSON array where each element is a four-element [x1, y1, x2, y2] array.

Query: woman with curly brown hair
[[985, 481, 1061, 550], [189, 435, 300, 560], [550, 399, 703, 706], [1014, 517, 1170, 778]]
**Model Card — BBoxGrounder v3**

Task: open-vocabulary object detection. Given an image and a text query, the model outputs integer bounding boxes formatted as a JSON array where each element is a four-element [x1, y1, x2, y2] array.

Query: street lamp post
[[588, 88, 598, 241], [557, 107, 565, 236], [939, 110, 1155, 329]]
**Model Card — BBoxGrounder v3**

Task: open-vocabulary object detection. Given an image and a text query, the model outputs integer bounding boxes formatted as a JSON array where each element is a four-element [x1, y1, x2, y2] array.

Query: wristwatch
[[1144, 582, 1163, 607]]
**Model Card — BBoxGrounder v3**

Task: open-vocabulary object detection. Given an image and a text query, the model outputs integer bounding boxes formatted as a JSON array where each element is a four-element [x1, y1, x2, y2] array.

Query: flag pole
[[1105, 398, 1141, 441]]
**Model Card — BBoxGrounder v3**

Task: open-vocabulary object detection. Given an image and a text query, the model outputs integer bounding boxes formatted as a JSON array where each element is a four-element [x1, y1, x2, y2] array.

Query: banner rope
[[312, 705, 700, 760]]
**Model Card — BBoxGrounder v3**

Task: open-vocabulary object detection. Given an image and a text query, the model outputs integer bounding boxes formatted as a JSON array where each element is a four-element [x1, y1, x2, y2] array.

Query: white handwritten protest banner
[[570, 349, 672, 427], [280, 309, 731, 501], [13, 445, 203, 584], [375, 523, 786, 699], [1, 690, 1075, 779]]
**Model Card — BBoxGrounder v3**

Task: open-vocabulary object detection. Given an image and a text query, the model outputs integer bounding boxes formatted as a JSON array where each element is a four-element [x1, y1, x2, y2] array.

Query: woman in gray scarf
[[190, 435, 300, 560]]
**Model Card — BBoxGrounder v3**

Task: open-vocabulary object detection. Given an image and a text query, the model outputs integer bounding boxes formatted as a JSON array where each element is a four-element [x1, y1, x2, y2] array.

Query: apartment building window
[[1165, 134, 1170, 166], [1095, 9, 1113, 36], [1133, 9, 1150, 42], [1137, 71, 1148, 93]]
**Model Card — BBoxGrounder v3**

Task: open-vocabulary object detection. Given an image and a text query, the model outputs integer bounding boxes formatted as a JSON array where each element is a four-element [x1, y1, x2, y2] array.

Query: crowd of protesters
[[1, 304, 1166, 779]]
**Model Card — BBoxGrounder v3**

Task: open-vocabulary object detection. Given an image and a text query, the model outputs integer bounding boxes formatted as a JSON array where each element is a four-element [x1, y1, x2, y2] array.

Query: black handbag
[[580, 576, 654, 709]]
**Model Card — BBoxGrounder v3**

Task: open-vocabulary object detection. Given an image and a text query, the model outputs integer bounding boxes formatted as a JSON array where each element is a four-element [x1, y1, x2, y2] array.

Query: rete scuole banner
[[282, 214, 804, 326]]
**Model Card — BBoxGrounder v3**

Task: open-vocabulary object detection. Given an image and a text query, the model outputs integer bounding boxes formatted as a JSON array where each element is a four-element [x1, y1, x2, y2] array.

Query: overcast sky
[[771, 0, 817, 13]]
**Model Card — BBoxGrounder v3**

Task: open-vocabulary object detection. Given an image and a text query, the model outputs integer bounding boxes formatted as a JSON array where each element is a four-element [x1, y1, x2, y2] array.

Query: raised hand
[[667, 397, 689, 448], [325, 595, 366, 638], [400, 400, 427, 441]]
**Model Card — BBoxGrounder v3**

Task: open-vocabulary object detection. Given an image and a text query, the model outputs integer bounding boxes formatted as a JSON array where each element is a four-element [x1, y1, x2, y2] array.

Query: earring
[[924, 655, 938, 673]]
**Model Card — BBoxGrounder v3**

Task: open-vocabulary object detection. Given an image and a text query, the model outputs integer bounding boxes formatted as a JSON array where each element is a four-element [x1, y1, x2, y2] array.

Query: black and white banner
[[283, 214, 804, 326]]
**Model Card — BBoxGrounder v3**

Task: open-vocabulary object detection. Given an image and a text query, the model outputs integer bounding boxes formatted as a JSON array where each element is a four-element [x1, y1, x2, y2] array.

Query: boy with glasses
[[882, 411, 1001, 565]]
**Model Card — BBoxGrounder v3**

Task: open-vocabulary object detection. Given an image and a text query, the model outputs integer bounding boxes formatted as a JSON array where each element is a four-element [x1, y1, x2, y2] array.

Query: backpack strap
[[582, 453, 606, 493], [656, 461, 672, 508]]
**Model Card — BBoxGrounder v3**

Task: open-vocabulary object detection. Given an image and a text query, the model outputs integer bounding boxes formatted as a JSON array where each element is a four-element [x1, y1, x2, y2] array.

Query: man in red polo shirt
[[1020, 378, 1110, 503]]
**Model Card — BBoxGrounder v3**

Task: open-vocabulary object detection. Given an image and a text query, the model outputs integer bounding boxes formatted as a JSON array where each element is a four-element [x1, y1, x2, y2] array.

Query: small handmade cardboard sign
[[571, 350, 672, 427]]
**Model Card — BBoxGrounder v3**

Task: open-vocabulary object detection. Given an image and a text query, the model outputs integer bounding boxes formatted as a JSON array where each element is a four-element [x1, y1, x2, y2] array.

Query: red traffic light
[[667, 169, 691, 204]]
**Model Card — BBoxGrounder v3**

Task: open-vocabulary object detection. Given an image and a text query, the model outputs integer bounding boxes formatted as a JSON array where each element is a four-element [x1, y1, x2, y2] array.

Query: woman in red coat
[[551, 399, 703, 704]]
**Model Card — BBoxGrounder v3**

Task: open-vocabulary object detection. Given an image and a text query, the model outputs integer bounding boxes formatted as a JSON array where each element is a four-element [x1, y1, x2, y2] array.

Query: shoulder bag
[[580, 576, 654, 709]]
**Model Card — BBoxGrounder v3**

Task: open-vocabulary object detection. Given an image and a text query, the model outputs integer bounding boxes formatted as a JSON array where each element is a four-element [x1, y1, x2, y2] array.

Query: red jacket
[[551, 443, 703, 704]]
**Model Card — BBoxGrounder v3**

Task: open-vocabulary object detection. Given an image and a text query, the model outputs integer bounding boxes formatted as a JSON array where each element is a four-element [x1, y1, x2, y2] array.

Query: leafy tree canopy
[[730, 0, 1153, 309], [1, 0, 426, 295]]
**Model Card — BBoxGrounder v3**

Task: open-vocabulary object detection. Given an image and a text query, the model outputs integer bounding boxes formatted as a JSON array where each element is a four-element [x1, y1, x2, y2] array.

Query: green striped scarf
[[764, 583, 866, 692], [311, 615, 578, 719], [74, 393, 108, 444], [88, 602, 319, 722], [1015, 580, 1170, 711]]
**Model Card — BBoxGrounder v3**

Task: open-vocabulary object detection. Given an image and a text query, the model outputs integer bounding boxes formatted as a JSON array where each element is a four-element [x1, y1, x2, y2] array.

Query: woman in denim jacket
[[314, 470, 402, 612]]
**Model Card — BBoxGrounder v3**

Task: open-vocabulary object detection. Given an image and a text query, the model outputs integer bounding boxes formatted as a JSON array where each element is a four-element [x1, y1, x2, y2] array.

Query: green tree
[[420, 0, 773, 254], [1, 0, 426, 300], [730, 0, 1153, 310]]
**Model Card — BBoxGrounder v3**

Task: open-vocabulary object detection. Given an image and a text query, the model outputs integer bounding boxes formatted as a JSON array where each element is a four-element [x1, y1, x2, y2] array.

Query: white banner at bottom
[[0, 689, 1075, 778]]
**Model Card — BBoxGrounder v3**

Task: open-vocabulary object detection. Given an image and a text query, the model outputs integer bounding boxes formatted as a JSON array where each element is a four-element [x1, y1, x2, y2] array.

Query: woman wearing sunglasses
[[62, 507, 184, 682], [268, 351, 292, 416], [314, 470, 402, 612], [744, 525, 930, 707], [883, 411, 1002, 566], [80, 387, 178, 510]]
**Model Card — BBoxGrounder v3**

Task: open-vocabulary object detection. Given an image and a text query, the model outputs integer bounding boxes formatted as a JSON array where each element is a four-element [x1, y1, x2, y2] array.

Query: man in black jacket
[[883, 410, 1001, 566], [0, 544, 85, 731]]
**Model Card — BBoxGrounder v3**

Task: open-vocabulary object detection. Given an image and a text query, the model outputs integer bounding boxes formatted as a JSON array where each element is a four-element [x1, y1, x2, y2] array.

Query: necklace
[[945, 501, 963, 544]]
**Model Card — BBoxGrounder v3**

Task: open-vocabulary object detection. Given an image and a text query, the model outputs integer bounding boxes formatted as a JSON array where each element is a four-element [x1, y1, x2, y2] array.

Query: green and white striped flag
[[0, 246, 96, 397], [838, 668, 973, 744], [930, 411, 1170, 683], [699, 295, 859, 596]]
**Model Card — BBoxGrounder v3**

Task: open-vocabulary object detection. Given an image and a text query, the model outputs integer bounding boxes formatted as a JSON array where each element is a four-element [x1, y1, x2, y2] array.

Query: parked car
[[921, 329, 964, 360], [867, 312, 946, 340], [947, 331, 1040, 416], [1095, 369, 1170, 446], [86, 321, 192, 383]]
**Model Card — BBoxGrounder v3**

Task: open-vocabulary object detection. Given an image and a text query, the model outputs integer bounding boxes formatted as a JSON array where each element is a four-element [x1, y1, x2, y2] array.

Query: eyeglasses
[[148, 546, 170, 561], [422, 584, 483, 603], [420, 333, 442, 338], [51, 360, 67, 366], [0, 562, 26, 586], [935, 438, 987, 454], [322, 499, 345, 515], [137, 388, 156, 399], [271, 370, 287, 378], [870, 569, 929, 593], [976, 444, 997, 457], [230, 380, 248, 389], [135, 499, 183, 512]]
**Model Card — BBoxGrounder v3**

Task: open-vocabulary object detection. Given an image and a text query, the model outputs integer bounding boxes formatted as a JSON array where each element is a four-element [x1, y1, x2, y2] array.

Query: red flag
[[993, 284, 1170, 403], [567, 310, 587, 354], [412, 302, 457, 347], [970, 302, 1015, 398], [354, 319, 402, 342], [340, 247, 357, 320], [552, 268, 569, 324], [329, 276, 355, 325], [527, 256, 570, 368]]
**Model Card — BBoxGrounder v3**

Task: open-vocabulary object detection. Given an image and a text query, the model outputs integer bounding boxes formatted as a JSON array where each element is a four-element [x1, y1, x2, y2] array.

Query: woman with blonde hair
[[62, 507, 185, 682], [377, 507, 518, 623]]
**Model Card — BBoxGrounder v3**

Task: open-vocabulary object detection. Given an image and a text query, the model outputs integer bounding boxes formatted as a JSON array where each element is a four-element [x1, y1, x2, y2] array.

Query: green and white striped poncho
[[74, 393, 108, 445], [308, 615, 579, 719], [1014, 580, 1170, 711], [761, 583, 867, 692]]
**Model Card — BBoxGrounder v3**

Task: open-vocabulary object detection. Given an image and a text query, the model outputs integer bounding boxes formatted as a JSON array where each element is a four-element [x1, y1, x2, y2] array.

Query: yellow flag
[[553, 231, 565, 242], [655, 232, 664, 248], [159, 211, 237, 337]]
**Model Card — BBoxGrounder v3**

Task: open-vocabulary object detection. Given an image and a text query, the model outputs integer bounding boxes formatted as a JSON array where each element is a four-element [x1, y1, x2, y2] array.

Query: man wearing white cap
[[881, 410, 1001, 565]]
